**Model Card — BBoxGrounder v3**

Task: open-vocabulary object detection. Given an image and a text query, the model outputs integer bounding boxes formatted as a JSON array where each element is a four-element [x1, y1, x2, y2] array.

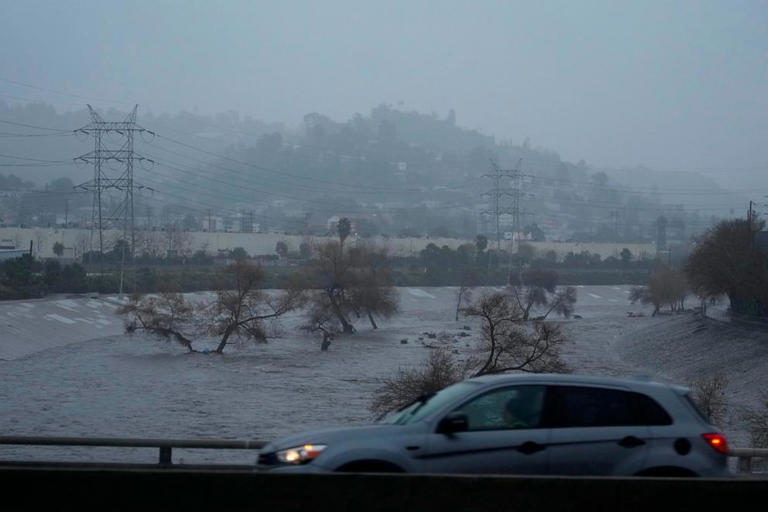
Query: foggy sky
[[1, 0, 767, 187]]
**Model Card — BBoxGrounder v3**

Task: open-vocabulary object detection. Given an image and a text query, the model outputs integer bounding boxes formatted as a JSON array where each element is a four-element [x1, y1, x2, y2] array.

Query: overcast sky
[[1, 0, 767, 184]]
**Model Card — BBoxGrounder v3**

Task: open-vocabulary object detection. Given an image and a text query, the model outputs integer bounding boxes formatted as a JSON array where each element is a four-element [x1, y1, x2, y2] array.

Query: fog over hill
[[1, 1, 766, 241], [0, 100, 747, 243]]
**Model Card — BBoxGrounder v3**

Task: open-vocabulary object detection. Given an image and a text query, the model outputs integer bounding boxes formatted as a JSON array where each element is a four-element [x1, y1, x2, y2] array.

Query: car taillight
[[702, 433, 728, 454]]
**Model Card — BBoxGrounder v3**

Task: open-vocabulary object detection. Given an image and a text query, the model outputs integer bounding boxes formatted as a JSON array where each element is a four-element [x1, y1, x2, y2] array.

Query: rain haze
[[1, 0, 768, 487], [1, 0, 767, 185]]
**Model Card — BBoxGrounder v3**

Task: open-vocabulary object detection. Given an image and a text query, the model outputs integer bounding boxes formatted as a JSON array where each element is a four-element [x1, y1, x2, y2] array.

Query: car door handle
[[618, 436, 646, 448], [516, 441, 546, 455]]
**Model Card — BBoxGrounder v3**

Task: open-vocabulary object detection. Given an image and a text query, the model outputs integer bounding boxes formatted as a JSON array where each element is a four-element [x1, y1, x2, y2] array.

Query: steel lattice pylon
[[75, 105, 153, 258]]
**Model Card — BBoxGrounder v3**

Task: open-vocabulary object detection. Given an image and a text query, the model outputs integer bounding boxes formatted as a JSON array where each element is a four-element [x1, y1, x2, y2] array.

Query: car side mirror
[[437, 412, 469, 434]]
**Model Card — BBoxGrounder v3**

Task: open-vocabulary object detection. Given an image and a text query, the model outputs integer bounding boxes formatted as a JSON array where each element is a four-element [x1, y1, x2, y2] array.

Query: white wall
[[0, 228, 656, 261]]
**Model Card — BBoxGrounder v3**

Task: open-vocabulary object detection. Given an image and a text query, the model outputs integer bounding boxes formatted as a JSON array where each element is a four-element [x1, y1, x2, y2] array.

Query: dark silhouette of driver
[[503, 398, 529, 429]]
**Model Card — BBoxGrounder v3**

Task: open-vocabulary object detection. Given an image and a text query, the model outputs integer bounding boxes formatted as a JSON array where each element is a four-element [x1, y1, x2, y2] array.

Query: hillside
[[615, 313, 768, 445]]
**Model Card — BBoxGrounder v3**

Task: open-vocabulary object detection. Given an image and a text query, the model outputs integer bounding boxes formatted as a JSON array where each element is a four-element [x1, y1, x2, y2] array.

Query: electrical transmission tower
[[75, 105, 153, 258], [481, 158, 532, 250]]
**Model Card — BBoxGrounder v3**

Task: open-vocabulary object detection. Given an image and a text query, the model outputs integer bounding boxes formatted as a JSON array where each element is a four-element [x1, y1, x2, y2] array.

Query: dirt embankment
[[615, 313, 768, 445]]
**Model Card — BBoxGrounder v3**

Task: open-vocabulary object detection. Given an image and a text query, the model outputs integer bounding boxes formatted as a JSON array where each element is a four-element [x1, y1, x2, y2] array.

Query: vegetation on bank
[[1, 238, 657, 300]]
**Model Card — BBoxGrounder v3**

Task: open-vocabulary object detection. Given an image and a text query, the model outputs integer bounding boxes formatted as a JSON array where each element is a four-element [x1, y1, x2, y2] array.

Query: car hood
[[260, 424, 413, 453]]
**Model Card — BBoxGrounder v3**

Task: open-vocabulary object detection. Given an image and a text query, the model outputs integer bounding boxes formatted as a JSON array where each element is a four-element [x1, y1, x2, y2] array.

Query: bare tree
[[454, 268, 477, 321], [508, 269, 576, 320], [630, 265, 688, 316], [745, 393, 768, 449], [347, 245, 399, 329], [688, 374, 728, 426], [308, 240, 356, 333], [302, 241, 399, 333], [369, 292, 568, 416], [119, 285, 197, 352], [541, 286, 578, 320], [119, 261, 304, 354], [466, 292, 568, 376], [210, 260, 305, 353], [370, 348, 472, 417]]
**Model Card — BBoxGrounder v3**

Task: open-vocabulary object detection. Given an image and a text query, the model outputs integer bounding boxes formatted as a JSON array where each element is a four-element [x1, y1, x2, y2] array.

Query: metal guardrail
[[0, 436, 267, 465], [0, 436, 765, 473], [728, 447, 768, 474]]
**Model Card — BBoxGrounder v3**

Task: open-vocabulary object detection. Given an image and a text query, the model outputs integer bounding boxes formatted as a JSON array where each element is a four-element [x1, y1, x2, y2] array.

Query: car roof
[[465, 373, 688, 395]]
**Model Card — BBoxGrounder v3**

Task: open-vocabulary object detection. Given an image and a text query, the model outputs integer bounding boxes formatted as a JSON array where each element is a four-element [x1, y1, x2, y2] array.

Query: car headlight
[[276, 444, 327, 465]]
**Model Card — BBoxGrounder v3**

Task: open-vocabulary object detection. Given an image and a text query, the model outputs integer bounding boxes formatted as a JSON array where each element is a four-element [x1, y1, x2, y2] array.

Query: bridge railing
[[0, 435, 266, 466], [729, 447, 768, 474]]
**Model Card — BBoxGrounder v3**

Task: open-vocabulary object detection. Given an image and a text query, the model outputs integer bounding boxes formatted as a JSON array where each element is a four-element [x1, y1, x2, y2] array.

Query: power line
[[0, 131, 74, 138], [0, 162, 76, 167], [0, 118, 71, 132], [134, 164, 469, 216], [0, 76, 134, 106], [0, 152, 71, 163], [155, 133, 416, 193], [142, 141, 419, 196]]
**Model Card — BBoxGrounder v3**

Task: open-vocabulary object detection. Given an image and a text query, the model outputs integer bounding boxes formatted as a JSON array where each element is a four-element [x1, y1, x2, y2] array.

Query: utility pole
[[74, 105, 153, 296]]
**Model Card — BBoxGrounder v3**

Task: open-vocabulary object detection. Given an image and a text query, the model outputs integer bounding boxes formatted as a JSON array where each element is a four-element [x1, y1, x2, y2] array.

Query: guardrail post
[[738, 456, 752, 474], [159, 447, 172, 465]]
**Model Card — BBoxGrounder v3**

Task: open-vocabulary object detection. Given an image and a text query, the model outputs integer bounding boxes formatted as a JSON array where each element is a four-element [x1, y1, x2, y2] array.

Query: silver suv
[[257, 374, 731, 477]]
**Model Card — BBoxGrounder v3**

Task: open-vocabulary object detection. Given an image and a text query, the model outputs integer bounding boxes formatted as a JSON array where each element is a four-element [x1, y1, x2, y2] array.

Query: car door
[[419, 385, 550, 475], [543, 385, 651, 476]]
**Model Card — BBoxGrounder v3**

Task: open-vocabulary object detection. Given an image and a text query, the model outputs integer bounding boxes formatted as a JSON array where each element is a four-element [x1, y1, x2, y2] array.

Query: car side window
[[450, 385, 546, 431], [545, 385, 672, 428], [633, 392, 673, 426]]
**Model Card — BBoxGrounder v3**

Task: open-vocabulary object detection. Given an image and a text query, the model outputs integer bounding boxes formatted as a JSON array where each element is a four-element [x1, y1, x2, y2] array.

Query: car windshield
[[379, 382, 481, 425]]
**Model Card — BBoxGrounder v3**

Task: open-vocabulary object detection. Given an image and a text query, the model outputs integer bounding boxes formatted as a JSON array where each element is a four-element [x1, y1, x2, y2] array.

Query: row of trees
[[0, 254, 88, 299], [120, 219, 400, 352], [622, 217, 768, 319], [685, 218, 768, 317]]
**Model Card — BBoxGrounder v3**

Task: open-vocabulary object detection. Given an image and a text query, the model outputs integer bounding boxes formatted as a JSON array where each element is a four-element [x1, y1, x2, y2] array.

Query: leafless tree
[[369, 292, 568, 416], [119, 284, 197, 352], [308, 240, 356, 333], [119, 261, 304, 354], [688, 374, 728, 426], [466, 292, 568, 376], [210, 260, 306, 353], [302, 241, 399, 333], [508, 269, 576, 320], [347, 244, 399, 329], [541, 286, 578, 320], [745, 393, 768, 448], [630, 265, 688, 316], [454, 268, 477, 321], [370, 348, 472, 417]]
